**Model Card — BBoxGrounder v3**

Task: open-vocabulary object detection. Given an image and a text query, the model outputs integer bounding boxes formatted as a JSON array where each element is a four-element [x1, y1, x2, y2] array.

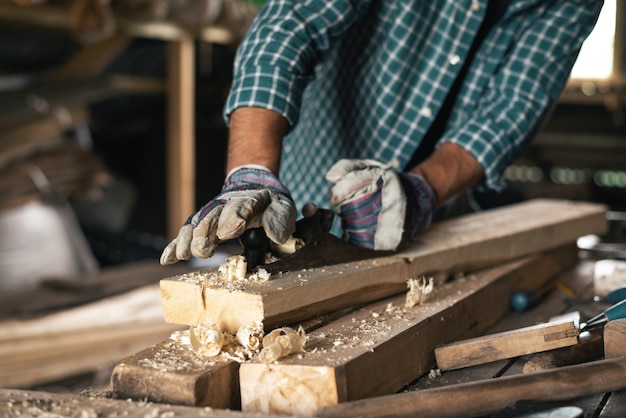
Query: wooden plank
[[111, 337, 240, 408], [317, 356, 626, 418], [604, 318, 626, 358], [0, 389, 273, 418], [406, 258, 607, 416], [0, 283, 183, 388], [109, 304, 360, 408], [434, 318, 580, 371], [239, 245, 577, 416], [522, 327, 604, 373], [0, 322, 180, 389], [161, 199, 607, 333], [0, 261, 194, 318]]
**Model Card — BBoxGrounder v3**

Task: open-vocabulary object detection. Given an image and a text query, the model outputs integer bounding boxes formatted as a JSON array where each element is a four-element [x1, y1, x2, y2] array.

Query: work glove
[[160, 166, 297, 265], [326, 159, 436, 251]]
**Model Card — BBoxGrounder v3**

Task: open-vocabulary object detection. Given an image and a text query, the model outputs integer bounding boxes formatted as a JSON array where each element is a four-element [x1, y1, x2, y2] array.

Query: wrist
[[227, 107, 288, 175], [410, 142, 484, 206]]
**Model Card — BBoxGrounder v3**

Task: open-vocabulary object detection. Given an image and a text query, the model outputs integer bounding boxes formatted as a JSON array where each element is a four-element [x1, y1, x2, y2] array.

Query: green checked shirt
[[224, 0, 602, 213]]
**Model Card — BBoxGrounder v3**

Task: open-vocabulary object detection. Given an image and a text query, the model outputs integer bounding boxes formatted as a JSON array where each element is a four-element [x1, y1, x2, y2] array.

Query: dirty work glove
[[160, 166, 296, 265], [326, 159, 436, 251]]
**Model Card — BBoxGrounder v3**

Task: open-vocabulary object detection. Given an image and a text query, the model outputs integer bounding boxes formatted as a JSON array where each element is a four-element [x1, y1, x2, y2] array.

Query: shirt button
[[420, 107, 432, 118], [449, 54, 461, 65], [471, 1, 481, 11]]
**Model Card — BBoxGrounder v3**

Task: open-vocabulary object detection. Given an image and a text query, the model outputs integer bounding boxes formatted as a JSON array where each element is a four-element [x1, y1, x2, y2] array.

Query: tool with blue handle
[[581, 298, 626, 331]]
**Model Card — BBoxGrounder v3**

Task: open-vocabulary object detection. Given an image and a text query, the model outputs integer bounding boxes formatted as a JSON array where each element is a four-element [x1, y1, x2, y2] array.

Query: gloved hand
[[325, 159, 436, 251], [160, 166, 297, 265]]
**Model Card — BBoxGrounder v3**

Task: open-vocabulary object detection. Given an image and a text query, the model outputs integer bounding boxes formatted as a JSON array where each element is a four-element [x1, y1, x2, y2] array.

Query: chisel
[[581, 298, 626, 330]]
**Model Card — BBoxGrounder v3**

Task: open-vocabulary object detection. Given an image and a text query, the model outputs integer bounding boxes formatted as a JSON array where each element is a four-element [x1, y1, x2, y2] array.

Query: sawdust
[[136, 334, 223, 373], [175, 255, 270, 291], [1, 390, 216, 418]]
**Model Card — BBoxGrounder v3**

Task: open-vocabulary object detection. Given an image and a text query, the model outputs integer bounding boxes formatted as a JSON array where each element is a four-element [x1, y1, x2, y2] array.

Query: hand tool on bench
[[580, 298, 626, 331], [239, 203, 393, 273]]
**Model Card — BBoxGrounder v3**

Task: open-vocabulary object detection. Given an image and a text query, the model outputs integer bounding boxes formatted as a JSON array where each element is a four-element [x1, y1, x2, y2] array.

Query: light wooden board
[[239, 245, 578, 416], [434, 317, 580, 371], [0, 283, 182, 388], [160, 199, 607, 333]]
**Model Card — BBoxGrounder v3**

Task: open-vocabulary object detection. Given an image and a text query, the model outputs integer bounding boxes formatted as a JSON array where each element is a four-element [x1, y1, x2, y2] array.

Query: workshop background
[[0, 0, 624, 395]]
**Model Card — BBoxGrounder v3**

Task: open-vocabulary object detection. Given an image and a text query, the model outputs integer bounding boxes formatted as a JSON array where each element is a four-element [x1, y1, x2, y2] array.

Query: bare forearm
[[227, 108, 288, 175], [411, 142, 484, 206]]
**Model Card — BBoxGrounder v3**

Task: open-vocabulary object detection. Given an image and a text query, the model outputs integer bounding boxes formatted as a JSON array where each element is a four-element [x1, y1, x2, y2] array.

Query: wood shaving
[[168, 325, 263, 364], [259, 326, 307, 363], [174, 254, 271, 291], [189, 322, 225, 357], [217, 255, 248, 281], [405, 276, 434, 308], [428, 368, 442, 379], [236, 321, 264, 351], [270, 236, 305, 257]]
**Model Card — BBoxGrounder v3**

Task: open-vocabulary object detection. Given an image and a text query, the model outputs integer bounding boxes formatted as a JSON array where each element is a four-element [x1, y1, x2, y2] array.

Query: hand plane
[[239, 203, 394, 274]]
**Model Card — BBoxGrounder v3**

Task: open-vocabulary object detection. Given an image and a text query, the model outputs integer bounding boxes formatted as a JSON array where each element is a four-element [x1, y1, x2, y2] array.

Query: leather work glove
[[325, 159, 436, 251], [160, 166, 297, 265]]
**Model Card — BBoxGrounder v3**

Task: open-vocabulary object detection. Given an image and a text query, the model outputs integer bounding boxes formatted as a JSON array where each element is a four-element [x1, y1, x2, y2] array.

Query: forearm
[[411, 142, 484, 206], [226, 107, 288, 175]]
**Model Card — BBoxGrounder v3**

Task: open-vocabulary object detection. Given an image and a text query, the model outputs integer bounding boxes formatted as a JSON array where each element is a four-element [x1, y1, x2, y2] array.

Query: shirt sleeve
[[224, 0, 372, 126], [442, 0, 603, 191]]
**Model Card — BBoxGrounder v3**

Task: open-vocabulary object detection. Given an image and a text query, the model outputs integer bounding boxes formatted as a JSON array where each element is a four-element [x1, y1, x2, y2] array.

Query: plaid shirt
[[224, 0, 602, 213]]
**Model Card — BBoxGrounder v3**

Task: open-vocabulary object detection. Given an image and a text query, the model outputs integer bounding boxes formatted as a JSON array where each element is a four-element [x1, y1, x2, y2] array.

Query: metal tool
[[239, 203, 394, 274], [581, 298, 626, 331]]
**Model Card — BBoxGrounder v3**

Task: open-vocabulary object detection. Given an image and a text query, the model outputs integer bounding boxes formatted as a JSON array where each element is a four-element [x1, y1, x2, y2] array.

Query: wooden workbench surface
[[1, 257, 624, 417]]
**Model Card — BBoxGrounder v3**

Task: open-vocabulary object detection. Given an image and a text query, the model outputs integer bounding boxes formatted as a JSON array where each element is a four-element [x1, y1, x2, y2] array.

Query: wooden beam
[[166, 37, 196, 239], [605, 318, 626, 358], [239, 245, 578, 416], [109, 305, 360, 408], [160, 199, 607, 333], [317, 356, 626, 418], [522, 327, 604, 373], [434, 317, 580, 371], [111, 337, 240, 408]]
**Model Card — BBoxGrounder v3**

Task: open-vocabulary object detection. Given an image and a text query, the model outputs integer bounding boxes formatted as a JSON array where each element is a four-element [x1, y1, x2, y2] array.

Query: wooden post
[[167, 37, 196, 239]]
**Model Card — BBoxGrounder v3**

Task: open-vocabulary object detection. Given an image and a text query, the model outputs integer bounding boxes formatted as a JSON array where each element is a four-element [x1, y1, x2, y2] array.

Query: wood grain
[[604, 318, 626, 359], [161, 199, 607, 333], [435, 318, 580, 371], [318, 356, 626, 418], [239, 246, 578, 416], [111, 337, 240, 408]]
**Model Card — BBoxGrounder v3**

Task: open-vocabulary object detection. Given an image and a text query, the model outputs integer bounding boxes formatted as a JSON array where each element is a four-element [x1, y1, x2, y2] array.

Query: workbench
[[1, 255, 624, 417]]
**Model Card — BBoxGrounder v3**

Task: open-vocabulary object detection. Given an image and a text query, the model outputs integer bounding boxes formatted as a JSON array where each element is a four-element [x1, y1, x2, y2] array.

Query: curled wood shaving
[[405, 276, 434, 308], [271, 236, 305, 257], [259, 326, 307, 363], [236, 320, 264, 351], [189, 322, 226, 357]]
